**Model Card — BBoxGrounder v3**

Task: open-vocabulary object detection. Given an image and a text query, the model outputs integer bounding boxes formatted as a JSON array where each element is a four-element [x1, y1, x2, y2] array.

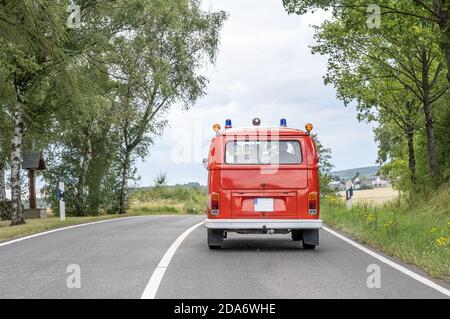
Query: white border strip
[[141, 221, 205, 299], [323, 226, 450, 297], [0, 216, 146, 248]]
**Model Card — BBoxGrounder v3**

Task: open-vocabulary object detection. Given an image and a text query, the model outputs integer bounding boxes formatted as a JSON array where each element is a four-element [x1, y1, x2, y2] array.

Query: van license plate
[[254, 198, 274, 212]]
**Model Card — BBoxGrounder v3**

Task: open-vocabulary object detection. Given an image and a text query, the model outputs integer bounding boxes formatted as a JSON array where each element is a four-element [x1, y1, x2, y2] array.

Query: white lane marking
[[141, 221, 205, 299], [0, 216, 149, 248], [323, 226, 450, 297]]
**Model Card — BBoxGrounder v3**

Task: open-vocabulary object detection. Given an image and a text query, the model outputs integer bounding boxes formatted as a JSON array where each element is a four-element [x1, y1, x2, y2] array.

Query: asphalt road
[[0, 215, 448, 299]]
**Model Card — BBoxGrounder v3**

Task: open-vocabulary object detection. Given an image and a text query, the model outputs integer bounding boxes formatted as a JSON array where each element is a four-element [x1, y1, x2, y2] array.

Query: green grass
[[130, 186, 207, 215], [0, 186, 207, 243], [322, 186, 450, 282], [0, 210, 163, 243]]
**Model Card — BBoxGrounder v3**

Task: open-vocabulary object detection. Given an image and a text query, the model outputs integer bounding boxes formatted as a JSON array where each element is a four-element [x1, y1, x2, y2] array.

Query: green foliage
[[312, 134, 335, 198], [106, 0, 227, 213], [41, 65, 118, 216], [0, 200, 12, 221], [131, 185, 207, 215], [282, 1, 450, 48], [284, 0, 449, 194], [154, 172, 168, 188], [0, 1, 226, 217]]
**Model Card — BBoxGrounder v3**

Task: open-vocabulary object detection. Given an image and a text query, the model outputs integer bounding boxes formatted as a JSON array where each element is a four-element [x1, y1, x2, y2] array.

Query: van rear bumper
[[204, 219, 323, 230]]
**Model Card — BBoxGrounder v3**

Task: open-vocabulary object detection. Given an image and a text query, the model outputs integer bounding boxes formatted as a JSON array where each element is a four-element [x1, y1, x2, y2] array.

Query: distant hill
[[331, 166, 380, 180], [173, 182, 205, 189]]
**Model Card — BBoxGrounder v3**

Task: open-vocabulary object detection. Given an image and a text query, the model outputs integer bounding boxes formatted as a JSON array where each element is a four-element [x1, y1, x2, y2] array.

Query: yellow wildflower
[[436, 236, 447, 247], [384, 221, 393, 228]]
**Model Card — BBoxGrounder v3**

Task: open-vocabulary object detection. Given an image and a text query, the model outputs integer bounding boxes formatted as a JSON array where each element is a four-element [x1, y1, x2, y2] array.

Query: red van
[[205, 118, 323, 249]]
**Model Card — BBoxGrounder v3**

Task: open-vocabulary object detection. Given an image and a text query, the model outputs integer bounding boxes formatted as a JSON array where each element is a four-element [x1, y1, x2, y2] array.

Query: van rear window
[[225, 140, 302, 165]]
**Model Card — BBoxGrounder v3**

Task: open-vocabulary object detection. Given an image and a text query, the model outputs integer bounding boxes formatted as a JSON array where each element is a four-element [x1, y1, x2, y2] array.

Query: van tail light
[[210, 193, 220, 215], [308, 192, 318, 215]]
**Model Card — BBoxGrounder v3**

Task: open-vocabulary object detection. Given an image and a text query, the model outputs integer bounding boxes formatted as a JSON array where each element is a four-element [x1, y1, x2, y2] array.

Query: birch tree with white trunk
[[0, 1, 68, 225], [0, 163, 5, 203]]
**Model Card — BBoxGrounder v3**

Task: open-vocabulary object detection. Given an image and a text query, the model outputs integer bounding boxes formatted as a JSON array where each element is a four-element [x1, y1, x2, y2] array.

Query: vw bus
[[205, 118, 323, 249]]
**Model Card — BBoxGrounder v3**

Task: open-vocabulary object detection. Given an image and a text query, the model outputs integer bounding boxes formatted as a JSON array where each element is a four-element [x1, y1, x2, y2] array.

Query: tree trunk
[[423, 98, 439, 185], [75, 134, 93, 215], [10, 84, 25, 225], [421, 49, 439, 187], [406, 129, 416, 187], [446, 44, 450, 93], [0, 162, 6, 203], [28, 169, 36, 209], [87, 124, 112, 214], [118, 152, 131, 214], [437, 17, 450, 92]]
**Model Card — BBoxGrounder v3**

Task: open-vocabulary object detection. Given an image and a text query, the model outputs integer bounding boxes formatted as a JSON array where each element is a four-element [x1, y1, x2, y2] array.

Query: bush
[[0, 200, 12, 220]]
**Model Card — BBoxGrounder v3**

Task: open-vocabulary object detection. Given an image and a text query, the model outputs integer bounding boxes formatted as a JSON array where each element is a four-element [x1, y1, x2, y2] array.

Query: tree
[[0, 53, 13, 207], [1, 1, 226, 219], [378, 98, 422, 187], [41, 64, 118, 216], [0, 1, 71, 225], [325, 71, 422, 186], [108, 0, 227, 214], [312, 134, 334, 197], [0, 103, 12, 207], [154, 172, 168, 188], [310, 10, 447, 187], [283, 0, 450, 91]]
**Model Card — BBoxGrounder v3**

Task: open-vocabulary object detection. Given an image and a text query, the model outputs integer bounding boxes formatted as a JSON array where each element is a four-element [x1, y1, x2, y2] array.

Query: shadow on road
[[217, 237, 321, 252]]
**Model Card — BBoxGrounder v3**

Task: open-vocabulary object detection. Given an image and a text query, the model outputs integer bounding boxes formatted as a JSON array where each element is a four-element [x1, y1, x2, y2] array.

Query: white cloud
[[136, 0, 378, 186]]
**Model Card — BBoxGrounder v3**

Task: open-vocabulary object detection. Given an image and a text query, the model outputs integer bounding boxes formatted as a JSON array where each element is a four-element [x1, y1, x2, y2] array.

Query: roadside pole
[[345, 181, 353, 209], [58, 182, 65, 221]]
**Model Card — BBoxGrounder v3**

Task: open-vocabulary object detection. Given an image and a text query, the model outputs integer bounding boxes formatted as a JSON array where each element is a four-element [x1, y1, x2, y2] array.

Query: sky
[[135, 0, 379, 187]]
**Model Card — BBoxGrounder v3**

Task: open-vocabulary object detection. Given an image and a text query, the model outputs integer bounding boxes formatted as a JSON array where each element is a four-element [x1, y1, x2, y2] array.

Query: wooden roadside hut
[[22, 151, 47, 219]]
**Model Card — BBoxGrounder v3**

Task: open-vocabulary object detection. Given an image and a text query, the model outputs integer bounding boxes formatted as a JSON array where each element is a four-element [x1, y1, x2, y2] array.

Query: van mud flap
[[302, 229, 319, 246]]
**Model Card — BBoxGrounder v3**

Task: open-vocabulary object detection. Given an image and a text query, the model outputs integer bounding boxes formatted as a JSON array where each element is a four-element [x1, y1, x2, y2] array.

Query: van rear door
[[221, 138, 309, 218]]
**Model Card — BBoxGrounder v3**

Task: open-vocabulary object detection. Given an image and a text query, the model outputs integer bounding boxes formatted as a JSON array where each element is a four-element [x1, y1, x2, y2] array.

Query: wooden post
[[29, 169, 36, 209]]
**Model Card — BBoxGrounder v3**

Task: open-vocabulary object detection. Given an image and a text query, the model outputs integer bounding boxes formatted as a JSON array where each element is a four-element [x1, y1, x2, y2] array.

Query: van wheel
[[302, 229, 319, 249], [302, 242, 316, 250], [291, 230, 302, 241], [207, 229, 224, 249]]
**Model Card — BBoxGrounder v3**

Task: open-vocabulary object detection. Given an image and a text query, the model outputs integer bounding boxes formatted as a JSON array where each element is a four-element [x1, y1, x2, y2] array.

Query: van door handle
[[262, 183, 267, 190]]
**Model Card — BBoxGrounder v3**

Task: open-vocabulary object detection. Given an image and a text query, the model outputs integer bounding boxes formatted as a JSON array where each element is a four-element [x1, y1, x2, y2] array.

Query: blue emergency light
[[280, 118, 287, 127], [225, 119, 232, 129]]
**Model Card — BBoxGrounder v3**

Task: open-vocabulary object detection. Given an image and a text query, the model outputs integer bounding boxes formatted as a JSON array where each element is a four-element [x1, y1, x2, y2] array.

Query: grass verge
[[0, 186, 207, 243], [322, 187, 450, 283], [0, 210, 188, 243]]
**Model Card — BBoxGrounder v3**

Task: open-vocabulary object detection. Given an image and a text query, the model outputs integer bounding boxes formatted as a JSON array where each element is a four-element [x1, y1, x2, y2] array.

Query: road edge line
[[0, 216, 149, 248], [323, 226, 450, 297], [141, 221, 205, 299]]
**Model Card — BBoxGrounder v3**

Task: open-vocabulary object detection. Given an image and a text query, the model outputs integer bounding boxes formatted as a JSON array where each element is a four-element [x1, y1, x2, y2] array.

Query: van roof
[[218, 127, 309, 136]]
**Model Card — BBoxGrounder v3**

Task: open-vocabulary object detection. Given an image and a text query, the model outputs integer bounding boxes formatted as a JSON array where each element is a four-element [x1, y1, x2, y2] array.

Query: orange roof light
[[213, 124, 221, 134], [305, 123, 313, 134]]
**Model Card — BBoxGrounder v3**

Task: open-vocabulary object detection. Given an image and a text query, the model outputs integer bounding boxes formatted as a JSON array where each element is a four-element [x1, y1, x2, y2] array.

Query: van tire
[[208, 229, 224, 249], [291, 230, 302, 241], [302, 229, 319, 248], [302, 242, 316, 250]]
